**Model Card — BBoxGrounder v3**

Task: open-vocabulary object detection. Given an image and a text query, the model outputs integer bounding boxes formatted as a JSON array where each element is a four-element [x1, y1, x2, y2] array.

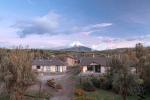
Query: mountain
[[61, 45, 92, 52]]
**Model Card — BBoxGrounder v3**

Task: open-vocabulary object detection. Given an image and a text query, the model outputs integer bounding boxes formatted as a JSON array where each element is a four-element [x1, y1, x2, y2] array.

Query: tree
[[135, 43, 145, 59], [142, 55, 150, 93], [0, 47, 36, 100], [110, 54, 138, 100]]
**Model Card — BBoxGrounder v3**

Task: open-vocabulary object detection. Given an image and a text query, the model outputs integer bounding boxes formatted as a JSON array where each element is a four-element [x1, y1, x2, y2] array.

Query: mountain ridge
[[60, 45, 92, 52]]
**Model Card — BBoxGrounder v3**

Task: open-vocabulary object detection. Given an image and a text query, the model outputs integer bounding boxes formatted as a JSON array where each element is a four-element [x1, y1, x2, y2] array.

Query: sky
[[0, 0, 150, 50]]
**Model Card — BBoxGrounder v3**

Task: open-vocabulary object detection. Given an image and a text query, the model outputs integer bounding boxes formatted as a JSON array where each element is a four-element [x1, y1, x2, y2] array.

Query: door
[[95, 65, 101, 73]]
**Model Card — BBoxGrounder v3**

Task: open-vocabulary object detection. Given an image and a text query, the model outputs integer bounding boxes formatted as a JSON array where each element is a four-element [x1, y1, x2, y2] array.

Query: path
[[50, 67, 78, 100]]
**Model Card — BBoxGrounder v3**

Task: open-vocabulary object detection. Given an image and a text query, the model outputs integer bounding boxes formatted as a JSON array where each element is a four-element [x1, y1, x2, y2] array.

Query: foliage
[[142, 55, 150, 93], [91, 76, 111, 90], [109, 54, 139, 100], [90, 77, 100, 88], [0, 47, 36, 100], [73, 96, 95, 100], [135, 43, 145, 59], [81, 81, 95, 92], [74, 88, 85, 96]]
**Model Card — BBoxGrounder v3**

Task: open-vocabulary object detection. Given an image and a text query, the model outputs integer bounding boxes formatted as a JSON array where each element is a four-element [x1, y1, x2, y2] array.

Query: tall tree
[[0, 48, 36, 100], [110, 54, 137, 100], [142, 55, 150, 93], [135, 43, 145, 59]]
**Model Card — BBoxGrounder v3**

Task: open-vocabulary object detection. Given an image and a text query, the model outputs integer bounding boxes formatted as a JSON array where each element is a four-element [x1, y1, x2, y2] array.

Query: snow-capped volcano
[[70, 41, 85, 47], [61, 41, 92, 52]]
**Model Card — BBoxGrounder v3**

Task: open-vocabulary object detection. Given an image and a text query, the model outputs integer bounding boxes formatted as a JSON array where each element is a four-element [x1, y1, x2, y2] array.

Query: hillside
[[61, 45, 92, 52]]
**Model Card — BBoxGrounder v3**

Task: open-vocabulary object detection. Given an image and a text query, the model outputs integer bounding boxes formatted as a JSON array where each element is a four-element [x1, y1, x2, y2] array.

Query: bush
[[74, 88, 85, 96], [103, 78, 112, 90], [91, 77, 101, 88], [91, 76, 112, 90], [82, 81, 95, 92], [73, 96, 95, 100]]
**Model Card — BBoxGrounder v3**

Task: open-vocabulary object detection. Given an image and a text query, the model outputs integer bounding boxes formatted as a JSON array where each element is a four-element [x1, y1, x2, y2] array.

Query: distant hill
[[61, 45, 92, 52]]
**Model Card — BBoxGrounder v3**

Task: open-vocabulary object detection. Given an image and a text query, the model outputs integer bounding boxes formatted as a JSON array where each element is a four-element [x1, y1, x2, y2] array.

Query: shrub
[[91, 77, 100, 88], [91, 76, 112, 90], [82, 81, 95, 92], [102, 78, 112, 90], [100, 76, 112, 90], [73, 96, 95, 100], [74, 88, 85, 96]]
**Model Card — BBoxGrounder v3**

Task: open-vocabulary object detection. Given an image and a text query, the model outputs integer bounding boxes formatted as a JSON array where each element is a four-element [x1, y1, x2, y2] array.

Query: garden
[[73, 75, 150, 100]]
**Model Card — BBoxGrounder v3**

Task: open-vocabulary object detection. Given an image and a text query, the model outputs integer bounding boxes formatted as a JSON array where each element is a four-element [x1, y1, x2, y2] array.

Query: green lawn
[[85, 89, 150, 100]]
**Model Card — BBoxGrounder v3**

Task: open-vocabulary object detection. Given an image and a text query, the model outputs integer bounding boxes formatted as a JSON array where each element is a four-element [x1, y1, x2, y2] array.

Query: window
[[87, 65, 93, 71], [95, 65, 101, 73], [47, 66, 50, 71], [36, 66, 40, 69], [56, 66, 60, 72]]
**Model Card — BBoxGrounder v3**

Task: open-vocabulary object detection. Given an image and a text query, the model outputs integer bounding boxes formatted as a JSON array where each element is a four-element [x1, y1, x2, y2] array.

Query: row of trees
[[108, 43, 150, 100]]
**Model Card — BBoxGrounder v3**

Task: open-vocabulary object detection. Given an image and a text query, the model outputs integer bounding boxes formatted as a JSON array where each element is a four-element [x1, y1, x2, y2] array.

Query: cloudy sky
[[0, 0, 150, 50]]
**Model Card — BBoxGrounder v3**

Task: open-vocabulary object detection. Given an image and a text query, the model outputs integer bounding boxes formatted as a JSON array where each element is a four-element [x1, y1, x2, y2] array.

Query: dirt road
[[27, 67, 78, 100], [50, 68, 78, 100]]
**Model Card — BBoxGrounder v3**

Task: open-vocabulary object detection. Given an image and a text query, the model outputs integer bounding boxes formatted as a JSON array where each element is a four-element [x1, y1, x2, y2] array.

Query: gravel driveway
[[50, 68, 77, 100], [27, 67, 78, 100]]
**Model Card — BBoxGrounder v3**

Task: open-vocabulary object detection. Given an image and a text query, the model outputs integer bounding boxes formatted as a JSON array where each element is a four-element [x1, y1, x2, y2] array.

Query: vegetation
[[0, 43, 150, 100], [0, 47, 36, 100], [81, 81, 96, 92], [75, 43, 150, 100], [91, 76, 111, 90]]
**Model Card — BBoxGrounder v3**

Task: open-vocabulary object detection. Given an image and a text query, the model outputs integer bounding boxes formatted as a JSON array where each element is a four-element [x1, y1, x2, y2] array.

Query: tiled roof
[[80, 57, 110, 66], [32, 57, 66, 66]]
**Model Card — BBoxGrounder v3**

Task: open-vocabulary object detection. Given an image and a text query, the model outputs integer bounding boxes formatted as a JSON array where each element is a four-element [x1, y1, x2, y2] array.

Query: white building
[[32, 57, 67, 73], [80, 57, 110, 75]]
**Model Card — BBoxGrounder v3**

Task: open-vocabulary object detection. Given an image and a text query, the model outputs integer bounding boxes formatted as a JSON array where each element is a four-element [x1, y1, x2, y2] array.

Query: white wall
[[81, 65, 108, 74], [62, 66, 67, 72], [32, 65, 44, 72], [50, 66, 56, 72], [32, 65, 67, 73], [82, 66, 87, 72], [32, 65, 37, 70], [101, 66, 106, 74]]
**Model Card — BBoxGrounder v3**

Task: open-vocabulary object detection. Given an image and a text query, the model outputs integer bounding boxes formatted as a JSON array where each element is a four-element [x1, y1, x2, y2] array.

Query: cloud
[[0, 28, 150, 50], [2, 10, 149, 50], [13, 11, 60, 37], [71, 23, 112, 35], [91, 36, 145, 50], [13, 10, 112, 37]]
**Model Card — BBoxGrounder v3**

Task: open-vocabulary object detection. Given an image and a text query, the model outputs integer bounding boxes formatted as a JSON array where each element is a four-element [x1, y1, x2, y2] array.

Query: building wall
[[101, 66, 106, 74], [82, 66, 87, 72], [32, 65, 44, 72], [32, 65, 67, 73], [81, 65, 108, 74], [66, 57, 75, 66], [50, 66, 56, 72]]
